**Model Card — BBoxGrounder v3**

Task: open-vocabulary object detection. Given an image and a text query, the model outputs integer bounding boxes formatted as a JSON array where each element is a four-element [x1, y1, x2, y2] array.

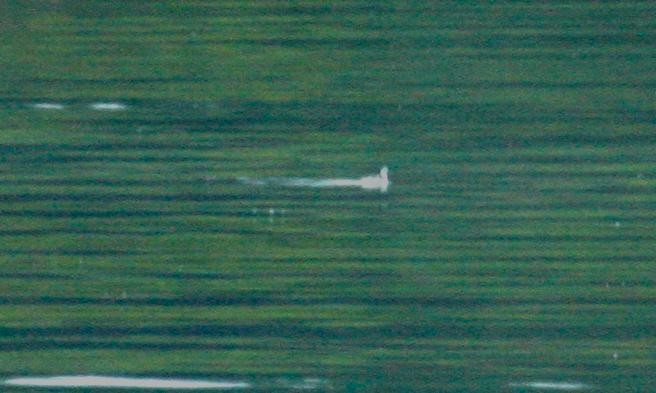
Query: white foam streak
[[239, 167, 390, 192], [509, 381, 592, 390], [90, 102, 128, 111], [4, 376, 250, 389], [277, 377, 328, 390], [31, 103, 65, 110], [280, 178, 364, 188]]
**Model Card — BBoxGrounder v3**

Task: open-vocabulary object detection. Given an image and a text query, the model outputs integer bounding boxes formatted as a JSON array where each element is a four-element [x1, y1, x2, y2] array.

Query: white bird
[[292, 166, 390, 192], [239, 166, 391, 192], [354, 166, 390, 192]]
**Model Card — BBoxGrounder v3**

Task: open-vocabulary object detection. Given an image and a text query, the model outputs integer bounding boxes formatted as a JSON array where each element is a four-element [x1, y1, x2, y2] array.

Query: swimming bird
[[303, 166, 390, 192], [238, 166, 391, 192], [357, 166, 390, 192]]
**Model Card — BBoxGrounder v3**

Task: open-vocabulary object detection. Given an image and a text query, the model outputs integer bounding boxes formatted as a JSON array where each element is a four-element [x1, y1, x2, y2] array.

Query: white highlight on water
[[509, 381, 592, 390], [30, 103, 65, 110], [4, 376, 251, 390], [277, 377, 328, 390], [239, 166, 390, 193], [90, 102, 128, 111]]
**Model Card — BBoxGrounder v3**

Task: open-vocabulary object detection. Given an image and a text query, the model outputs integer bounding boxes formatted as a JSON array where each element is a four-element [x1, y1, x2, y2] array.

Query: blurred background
[[0, 1, 655, 392]]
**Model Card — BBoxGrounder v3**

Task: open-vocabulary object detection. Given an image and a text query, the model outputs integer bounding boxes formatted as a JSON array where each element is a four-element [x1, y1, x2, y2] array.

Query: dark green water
[[1, 1, 655, 392]]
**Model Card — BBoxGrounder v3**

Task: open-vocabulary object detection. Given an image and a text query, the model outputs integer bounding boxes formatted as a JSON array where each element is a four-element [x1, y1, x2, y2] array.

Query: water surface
[[0, 1, 655, 392]]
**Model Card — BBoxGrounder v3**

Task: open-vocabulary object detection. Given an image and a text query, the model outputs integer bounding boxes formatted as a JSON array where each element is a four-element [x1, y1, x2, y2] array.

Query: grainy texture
[[0, 1, 655, 392]]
